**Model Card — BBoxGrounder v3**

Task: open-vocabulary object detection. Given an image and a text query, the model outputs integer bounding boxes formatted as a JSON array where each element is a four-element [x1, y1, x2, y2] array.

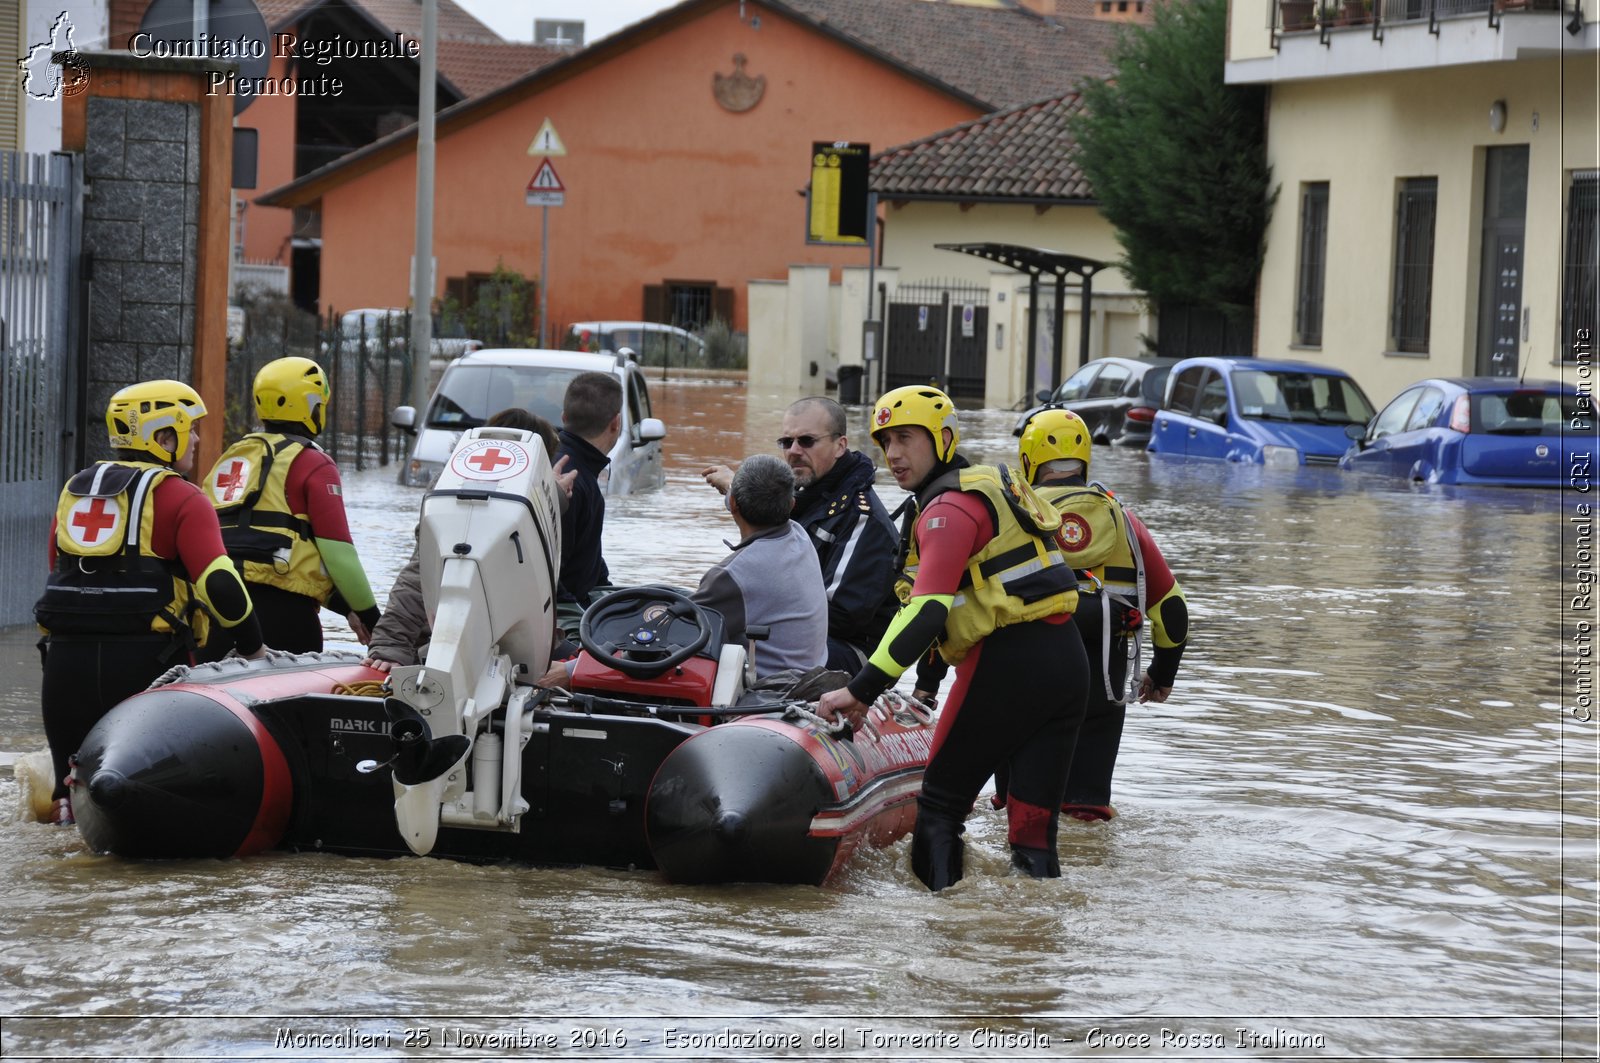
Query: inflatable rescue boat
[[68, 427, 932, 885]]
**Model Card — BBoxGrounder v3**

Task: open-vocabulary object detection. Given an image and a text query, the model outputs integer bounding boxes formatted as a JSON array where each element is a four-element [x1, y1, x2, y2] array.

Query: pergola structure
[[935, 243, 1105, 396]]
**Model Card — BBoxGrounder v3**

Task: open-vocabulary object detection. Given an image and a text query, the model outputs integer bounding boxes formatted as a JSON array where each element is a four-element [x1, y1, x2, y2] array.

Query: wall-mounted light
[[1489, 99, 1507, 133]]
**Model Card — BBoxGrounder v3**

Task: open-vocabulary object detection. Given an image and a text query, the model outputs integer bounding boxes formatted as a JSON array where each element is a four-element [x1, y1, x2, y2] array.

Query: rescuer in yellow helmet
[[1014, 405, 1189, 821], [817, 385, 1089, 890], [202, 357, 380, 654], [34, 379, 266, 826]]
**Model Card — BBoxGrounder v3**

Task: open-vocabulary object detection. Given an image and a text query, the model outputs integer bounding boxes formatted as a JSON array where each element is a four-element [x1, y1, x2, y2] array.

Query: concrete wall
[[1257, 56, 1598, 407]]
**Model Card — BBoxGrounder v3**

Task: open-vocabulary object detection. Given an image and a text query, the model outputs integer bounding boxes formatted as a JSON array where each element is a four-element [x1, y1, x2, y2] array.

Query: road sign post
[[526, 132, 566, 347]]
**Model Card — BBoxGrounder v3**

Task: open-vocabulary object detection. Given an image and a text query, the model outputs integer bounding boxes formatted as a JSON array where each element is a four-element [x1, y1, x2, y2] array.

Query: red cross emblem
[[69, 497, 120, 546], [875, 406, 892, 427], [467, 447, 512, 473], [449, 438, 530, 482], [213, 459, 249, 502], [1058, 514, 1091, 552]]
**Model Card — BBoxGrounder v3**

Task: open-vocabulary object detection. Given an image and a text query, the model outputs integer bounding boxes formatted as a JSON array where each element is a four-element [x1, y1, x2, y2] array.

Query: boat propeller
[[354, 698, 471, 786]]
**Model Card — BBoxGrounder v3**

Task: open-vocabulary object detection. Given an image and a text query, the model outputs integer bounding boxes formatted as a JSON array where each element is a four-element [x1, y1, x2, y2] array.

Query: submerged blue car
[[1339, 377, 1590, 487], [1148, 357, 1377, 465]]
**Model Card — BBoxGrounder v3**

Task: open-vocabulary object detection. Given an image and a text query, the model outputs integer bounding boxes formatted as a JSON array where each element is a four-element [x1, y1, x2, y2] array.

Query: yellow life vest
[[900, 464, 1079, 665], [1037, 482, 1139, 588], [206, 432, 333, 602], [1038, 480, 1153, 704], [34, 460, 209, 649]]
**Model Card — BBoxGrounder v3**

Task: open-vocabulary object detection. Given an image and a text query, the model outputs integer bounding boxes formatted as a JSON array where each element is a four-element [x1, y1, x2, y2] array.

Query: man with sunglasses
[[702, 397, 898, 672]]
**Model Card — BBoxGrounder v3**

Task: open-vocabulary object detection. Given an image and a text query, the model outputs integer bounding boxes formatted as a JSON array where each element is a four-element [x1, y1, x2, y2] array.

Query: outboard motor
[[386, 427, 563, 854]]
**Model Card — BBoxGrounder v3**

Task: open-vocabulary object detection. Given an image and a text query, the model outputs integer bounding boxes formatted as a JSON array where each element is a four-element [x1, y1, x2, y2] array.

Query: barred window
[[1564, 171, 1598, 361], [1294, 182, 1329, 346], [1391, 177, 1438, 354]]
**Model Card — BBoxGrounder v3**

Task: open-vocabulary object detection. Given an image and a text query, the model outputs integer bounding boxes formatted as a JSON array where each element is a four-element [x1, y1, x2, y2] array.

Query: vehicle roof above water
[[1405, 376, 1577, 393], [1082, 355, 1179, 367], [450, 348, 632, 372], [1172, 356, 1359, 376], [568, 320, 698, 335]]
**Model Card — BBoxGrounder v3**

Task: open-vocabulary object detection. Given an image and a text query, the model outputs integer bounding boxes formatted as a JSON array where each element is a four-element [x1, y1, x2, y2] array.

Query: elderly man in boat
[[688, 453, 828, 678], [536, 452, 828, 687]]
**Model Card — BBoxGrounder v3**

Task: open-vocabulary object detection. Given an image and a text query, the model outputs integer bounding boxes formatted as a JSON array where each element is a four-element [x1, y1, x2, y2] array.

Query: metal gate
[[885, 280, 988, 399], [0, 151, 83, 627]]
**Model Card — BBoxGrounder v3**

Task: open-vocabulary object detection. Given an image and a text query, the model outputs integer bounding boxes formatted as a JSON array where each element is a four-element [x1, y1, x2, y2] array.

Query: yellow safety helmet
[[871, 385, 960, 463], [1018, 407, 1092, 483], [105, 379, 206, 464], [254, 356, 330, 434]]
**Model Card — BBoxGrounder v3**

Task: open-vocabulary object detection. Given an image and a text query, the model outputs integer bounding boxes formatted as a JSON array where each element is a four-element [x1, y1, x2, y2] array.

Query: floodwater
[[0, 379, 1595, 1060]]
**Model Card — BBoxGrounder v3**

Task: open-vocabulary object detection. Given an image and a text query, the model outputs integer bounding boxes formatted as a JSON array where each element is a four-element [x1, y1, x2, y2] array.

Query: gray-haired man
[[691, 454, 828, 678]]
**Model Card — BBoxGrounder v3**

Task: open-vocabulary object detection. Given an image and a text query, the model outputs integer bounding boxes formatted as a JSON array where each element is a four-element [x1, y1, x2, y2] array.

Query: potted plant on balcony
[[1281, 0, 1317, 29], [1338, 0, 1372, 25]]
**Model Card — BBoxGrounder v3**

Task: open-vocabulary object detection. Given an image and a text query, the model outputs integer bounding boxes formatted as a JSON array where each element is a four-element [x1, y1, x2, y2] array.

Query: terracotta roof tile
[[871, 91, 1093, 201], [778, 0, 1119, 109], [258, 0, 504, 41], [344, 0, 505, 44], [434, 40, 569, 97], [252, 0, 560, 98]]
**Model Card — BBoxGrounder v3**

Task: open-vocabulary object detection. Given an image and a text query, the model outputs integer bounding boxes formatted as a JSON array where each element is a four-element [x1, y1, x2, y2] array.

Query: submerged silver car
[[391, 348, 667, 494]]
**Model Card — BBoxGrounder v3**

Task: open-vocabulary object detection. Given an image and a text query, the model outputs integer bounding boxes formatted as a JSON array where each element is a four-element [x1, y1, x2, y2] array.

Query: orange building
[[106, 0, 560, 309], [258, 0, 1118, 334]]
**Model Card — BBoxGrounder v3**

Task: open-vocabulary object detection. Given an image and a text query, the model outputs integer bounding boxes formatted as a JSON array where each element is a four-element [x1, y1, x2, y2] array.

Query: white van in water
[[565, 321, 705, 363], [332, 307, 483, 359], [390, 348, 667, 493]]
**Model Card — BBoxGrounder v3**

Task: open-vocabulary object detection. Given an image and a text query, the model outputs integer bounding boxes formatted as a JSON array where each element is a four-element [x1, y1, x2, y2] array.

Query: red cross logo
[[467, 447, 512, 473], [214, 459, 248, 502], [70, 498, 119, 545], [875, 407, 892, 427], [1058, 515, 1091, 552], [450, 438, 529, 481]]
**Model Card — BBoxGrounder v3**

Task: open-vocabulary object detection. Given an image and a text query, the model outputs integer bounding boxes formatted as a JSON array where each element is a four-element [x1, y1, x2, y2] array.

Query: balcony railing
[[1272, 0, 1566, 46]]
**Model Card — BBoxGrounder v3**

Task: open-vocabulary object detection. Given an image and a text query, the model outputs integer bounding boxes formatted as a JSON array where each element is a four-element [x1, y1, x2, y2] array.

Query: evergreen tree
[[1072, 0, 1275, 320]]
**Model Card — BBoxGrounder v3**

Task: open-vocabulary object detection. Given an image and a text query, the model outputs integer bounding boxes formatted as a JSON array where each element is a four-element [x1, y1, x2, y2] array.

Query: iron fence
[[227, 297, 423, 472], [1273, 0, 1561, 39], [0, 150, 81, 626]]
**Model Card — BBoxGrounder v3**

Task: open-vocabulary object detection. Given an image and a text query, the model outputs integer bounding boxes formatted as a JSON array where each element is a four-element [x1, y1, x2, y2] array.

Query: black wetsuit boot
[[910, 810, 965, 891], [1010, 845, 1061, 877]]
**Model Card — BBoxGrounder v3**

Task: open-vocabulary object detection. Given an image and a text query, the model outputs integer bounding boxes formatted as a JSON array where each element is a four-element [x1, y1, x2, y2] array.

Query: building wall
[[1228, 0, 1277, 62], [881, 200, 1132, 291], [235, 48, 298, 271], [884, 201, 1149, 408], [313, 0, 981, 333], [1256, 56, 1598, 407], [747, 202, 1157, 407]]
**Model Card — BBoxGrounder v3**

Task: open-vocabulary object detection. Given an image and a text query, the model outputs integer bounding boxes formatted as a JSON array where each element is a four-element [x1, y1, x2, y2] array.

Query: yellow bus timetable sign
[[807, 141, 869, 246]]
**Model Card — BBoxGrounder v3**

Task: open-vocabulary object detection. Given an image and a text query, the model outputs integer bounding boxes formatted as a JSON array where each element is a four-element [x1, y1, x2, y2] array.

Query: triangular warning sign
[[527, 117, 567, 157], [528, 159, 565, 193]]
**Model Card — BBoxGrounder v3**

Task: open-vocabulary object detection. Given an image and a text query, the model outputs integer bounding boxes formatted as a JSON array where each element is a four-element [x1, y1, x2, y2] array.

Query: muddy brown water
[[0, 380, 1593, 1059]]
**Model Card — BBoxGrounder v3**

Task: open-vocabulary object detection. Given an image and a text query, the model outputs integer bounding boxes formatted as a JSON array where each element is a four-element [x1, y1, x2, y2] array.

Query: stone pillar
[[58, 51, 233, 472]]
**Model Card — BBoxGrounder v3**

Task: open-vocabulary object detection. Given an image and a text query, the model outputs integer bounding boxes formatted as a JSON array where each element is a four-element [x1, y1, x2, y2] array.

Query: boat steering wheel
[[579, 585, 712, 680]]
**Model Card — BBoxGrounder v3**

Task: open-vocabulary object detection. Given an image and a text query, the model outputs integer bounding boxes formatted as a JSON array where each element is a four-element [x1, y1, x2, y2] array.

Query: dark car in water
[[1339, 377, 1589, 487], [1012, 356, 1178, 446]]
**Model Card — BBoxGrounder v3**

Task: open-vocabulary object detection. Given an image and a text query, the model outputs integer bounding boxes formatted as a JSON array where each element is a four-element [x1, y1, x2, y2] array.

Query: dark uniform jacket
[[555, 428, 611, 602], [791, 449, 898, 662]]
